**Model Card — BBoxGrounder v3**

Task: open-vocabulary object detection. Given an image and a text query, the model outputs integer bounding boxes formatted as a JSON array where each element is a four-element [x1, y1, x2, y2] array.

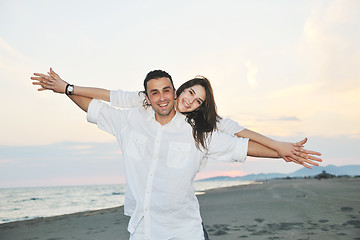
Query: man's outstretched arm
[[31, 68, 92, 112], [247, 140, 322, 169]]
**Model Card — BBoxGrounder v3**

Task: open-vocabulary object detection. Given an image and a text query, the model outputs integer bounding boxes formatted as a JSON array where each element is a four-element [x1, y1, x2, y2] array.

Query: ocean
[[0, 181, 253, 224]]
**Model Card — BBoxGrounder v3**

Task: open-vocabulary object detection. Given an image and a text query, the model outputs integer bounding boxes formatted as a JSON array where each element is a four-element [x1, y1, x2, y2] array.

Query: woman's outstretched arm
[[218, 118, 321, 164], [235, 129, 321, 163]]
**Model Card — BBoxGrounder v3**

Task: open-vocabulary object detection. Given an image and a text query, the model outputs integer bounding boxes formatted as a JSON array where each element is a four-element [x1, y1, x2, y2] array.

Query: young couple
[[32, 69, 321, 240]]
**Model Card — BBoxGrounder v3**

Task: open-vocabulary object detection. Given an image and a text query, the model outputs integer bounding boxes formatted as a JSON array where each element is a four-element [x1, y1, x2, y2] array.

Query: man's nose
[[160, 93, 166, 101]]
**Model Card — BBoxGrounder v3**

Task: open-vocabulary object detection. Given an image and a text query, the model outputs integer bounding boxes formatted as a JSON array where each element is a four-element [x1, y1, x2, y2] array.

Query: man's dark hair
[[143, 70, 174, 96], [141, 70, 174, 107]]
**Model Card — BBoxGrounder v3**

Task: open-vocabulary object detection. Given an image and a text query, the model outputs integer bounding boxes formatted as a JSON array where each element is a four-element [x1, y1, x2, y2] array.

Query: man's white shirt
[[110, 89, 246, 135], [87, 99, 248, 240]]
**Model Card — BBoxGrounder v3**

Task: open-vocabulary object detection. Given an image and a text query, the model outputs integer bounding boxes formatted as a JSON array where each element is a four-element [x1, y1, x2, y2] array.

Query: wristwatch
[[65, 84, 74, 95]]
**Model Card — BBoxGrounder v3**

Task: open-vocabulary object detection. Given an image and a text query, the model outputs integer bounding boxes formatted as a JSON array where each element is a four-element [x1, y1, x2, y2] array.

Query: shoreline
[[1, 178, 359, 239], [1, 180, 255, 225]]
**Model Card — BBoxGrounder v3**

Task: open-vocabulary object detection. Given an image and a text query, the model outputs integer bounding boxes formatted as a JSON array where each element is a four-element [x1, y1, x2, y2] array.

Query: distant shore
[[1, 178, 359, 240]]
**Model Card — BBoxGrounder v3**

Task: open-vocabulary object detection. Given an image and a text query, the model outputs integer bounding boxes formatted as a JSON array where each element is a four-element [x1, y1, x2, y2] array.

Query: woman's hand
[[279, 138, 322, 169]]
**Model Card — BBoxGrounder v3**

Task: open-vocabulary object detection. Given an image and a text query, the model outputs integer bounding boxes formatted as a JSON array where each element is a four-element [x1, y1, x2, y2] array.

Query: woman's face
[[176, 84, 206, 113]]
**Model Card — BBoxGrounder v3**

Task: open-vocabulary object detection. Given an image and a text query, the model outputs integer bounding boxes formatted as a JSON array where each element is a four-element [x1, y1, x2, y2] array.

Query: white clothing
[[110, 89, 246, 135], [87, 99, 248, 240], [130, 219, 205, 240]]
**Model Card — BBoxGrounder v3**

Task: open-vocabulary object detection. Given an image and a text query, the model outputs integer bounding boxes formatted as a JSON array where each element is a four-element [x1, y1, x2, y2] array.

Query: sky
[[1, 0, 359, 188]]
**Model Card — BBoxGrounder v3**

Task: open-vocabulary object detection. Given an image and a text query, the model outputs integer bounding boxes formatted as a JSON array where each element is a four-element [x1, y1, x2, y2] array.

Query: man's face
[[145, 77, 176, 122]]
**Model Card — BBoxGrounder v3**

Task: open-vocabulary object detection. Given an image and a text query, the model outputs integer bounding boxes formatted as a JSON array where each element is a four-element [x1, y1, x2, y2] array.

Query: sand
[[1, 178, 359, 240]]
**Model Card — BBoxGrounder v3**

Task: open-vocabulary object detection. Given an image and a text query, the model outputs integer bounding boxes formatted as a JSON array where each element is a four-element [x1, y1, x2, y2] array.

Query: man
[[32, 69, 321, 240]]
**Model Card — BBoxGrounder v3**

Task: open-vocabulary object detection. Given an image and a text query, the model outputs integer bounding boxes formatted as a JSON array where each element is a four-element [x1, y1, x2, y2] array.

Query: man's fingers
[[50, 68, 60, 78], [302, 163, 313, 169], [294, 150, 323, 163], [33, 73, 52, 80], [301, 149, 322, 156], [49, 68, 61, 79], [37, 88, 49, 91], [287, 157, 307, 167], [293, 153, 320, 167], [307, 155, 322, 162], [295, 148, 322, 158], [41, 82, 54, 89], [291, 157, 313, 169]]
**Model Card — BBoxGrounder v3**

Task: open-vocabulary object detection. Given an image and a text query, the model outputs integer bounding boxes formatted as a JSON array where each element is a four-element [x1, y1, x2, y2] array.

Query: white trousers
[[129, 219, 205, 240]]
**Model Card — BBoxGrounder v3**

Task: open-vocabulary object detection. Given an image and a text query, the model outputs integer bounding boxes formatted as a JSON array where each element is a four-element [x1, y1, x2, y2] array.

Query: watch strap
[[65, 84, 74, 95]]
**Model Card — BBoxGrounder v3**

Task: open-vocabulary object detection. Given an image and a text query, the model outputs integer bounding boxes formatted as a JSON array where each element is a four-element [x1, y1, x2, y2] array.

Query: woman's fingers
[[295, 137, 307, 147]]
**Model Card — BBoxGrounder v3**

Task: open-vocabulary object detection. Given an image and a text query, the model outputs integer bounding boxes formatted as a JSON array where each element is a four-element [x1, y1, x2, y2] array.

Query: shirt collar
[[143, 107, 185, 128]]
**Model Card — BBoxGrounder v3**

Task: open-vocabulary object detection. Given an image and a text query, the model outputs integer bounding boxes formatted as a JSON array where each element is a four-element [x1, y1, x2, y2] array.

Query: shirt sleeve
[[87, 99, 127, 136], [110, 89, 145, 108], [217, 117, 246, 135], [206, 131, 249, 163]]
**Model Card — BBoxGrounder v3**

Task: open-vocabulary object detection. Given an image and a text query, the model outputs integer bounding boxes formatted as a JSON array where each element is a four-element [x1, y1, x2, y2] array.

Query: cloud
[[67, 144, 94, 150], [0, 37, 29, 72], [0, 37, 26, 59], [245, 60, 258, 88], [278, 116, 301, 121], [299, 0, 360, 91]]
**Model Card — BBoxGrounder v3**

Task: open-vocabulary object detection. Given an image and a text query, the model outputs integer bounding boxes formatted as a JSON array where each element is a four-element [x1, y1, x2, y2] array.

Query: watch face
[[68, 86, 74, 92]]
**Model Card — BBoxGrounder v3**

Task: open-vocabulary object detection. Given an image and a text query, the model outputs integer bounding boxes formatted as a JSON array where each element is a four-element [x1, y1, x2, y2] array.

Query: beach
[[1, 178, 359, 240]]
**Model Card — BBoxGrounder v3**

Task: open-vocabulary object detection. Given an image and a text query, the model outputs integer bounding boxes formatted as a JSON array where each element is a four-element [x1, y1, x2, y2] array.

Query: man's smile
[[159, 102, 169, 108]]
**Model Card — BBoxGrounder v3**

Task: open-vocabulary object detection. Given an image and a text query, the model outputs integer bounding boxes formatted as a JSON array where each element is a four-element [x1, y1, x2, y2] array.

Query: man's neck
[[155, 109, 176, 126]]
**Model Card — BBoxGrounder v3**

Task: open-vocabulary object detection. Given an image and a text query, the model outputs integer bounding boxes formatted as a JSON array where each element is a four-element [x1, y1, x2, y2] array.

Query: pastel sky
[[1, 0, 359, 188]]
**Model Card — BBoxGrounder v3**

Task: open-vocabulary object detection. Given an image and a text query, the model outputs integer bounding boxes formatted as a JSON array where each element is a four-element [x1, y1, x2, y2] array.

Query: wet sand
[[1, 178, 359, 240]]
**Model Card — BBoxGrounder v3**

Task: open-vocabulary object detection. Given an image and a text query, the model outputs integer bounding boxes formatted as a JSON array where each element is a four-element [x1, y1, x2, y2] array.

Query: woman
[[32, 68, 321, 168]]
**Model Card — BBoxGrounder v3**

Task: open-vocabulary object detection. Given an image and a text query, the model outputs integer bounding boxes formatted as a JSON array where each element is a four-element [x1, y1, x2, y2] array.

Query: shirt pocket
[[167, 142, 191, 168], [126, 131, 148, 161]]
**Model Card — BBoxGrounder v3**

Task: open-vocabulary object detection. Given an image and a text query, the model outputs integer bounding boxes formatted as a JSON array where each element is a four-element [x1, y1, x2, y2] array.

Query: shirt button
[[149, 173, 153, 177], [145, 208, 148, 211]]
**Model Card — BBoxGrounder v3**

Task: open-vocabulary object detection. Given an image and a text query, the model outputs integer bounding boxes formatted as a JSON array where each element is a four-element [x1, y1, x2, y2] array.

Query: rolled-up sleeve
[[207, 131, 249, 163], [110, 90, 144, 108], [87, 99, 104, 124], [217, 117, 245, 135], [87, 99, 128, 137], [232, 137, 249, 162]]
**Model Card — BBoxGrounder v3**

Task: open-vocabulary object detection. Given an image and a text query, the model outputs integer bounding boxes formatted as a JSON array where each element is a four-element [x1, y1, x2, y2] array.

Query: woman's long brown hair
[[176, 76, 221, 150]]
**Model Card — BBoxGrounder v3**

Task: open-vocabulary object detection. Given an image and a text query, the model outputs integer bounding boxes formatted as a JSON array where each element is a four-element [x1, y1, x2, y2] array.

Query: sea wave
[[0, 180, 254, 224]]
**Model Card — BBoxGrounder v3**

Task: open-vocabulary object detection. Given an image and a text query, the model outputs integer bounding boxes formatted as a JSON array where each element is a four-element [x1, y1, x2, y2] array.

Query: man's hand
[[280, 138, 322, 169], [31, 68, 68, 94]]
